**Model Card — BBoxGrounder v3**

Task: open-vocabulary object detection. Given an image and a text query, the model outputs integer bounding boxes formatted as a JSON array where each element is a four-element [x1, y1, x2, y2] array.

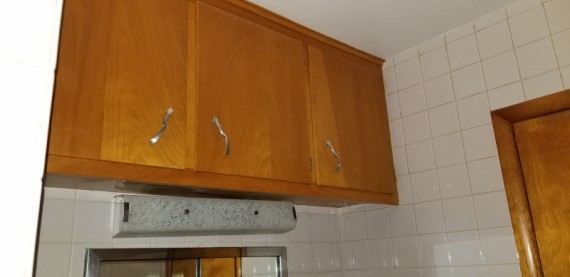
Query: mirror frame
[[84, 247, 288, 277]]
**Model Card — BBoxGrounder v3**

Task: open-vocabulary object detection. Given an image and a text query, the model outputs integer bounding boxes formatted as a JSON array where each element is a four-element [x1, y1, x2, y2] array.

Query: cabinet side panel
[[99, 0, 188, 169]]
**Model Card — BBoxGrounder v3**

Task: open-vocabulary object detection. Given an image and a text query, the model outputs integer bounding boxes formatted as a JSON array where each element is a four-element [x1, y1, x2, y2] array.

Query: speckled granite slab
[[113, 195, 297, 237]]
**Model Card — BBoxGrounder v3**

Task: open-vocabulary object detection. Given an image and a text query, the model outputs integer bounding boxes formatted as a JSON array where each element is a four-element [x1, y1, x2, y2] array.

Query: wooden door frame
[[491, 89, 570, 277]]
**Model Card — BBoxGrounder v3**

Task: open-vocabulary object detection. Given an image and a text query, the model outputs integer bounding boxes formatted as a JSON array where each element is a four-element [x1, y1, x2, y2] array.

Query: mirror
[[85, 247, 287, 277]]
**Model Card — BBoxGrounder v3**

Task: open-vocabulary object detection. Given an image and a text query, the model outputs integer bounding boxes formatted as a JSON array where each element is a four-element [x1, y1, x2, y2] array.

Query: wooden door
[[49, 0, 187, 169], [200, 258, 239, 277], [171, 259, 198, 277], [195, 3, 313, 184], [308, 46, 395, 193], [515, 110, 570, 276]]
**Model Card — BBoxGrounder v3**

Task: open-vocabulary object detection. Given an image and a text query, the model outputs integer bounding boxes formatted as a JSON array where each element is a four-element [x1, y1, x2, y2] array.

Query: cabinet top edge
[[194, 0, 385, 66]]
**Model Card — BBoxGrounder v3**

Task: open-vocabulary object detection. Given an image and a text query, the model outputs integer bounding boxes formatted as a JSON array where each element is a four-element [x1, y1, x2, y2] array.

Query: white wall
[[345, 0, 568, 276], [36, 187, 346, 277], [0, 0, 63, 275]]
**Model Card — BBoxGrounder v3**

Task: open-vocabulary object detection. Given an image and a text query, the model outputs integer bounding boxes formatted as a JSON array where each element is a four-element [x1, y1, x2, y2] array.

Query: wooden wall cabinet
[[49, 0, 188, 169], [308, 47, 395, 194], [47, 0, 397, 206]]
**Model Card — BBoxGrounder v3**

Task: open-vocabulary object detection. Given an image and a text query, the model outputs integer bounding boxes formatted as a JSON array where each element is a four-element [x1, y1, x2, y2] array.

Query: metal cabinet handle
[[325, 140, 341, 172], [212, 116, 230, 155], [150, 107, 174, 145]]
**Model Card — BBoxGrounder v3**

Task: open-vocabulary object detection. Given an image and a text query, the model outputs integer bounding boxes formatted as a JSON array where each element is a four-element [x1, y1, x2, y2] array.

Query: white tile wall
[[36, 0, 570, 276], [374, 0, 569, 275]]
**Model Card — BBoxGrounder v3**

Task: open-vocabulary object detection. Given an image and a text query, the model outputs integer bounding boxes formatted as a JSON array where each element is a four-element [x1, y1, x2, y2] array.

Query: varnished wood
[[186, 1, 198, 170], [171, 259, 198, 277], [491, 89, 570, 277], [308, 46, 396, 194], [46, 155, 399, 206], [200, 258, 237, 277], [515, 110, 570, 276], [491, 113, 543, 277], [195, 3, 314, 184], [50, 0, 188, 169], [194, 0, 383, 66]]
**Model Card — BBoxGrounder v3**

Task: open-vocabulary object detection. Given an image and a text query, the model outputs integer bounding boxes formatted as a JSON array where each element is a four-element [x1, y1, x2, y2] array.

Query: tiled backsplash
[[36, 0, 569, 276]]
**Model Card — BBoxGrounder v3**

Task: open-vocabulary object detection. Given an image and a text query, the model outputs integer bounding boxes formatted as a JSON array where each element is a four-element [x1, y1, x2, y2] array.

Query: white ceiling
[[248, 0, 518, 59]]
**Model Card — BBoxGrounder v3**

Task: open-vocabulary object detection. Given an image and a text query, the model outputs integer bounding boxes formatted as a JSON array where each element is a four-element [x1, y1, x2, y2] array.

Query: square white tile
[[43, 187, 76, 200], [396, 58, 422, 90], [402, 111, 431, 144], [311, 214, 332, 243], [445, 22, 475, 43], [424, 74, 455, 108], [506, 0, 542, 17], [545, 0, 570, 33], [393, 146, 409, 175], [392, 236, 421, 268], [72, 201, 114, 244], [422, 268, 453, 277], [389, 205, 417, 236], [509, 6, 550, 47], [432, 132, 466, 167], [428, 102, 460, 137], [462, 124, 498, 161], [442, 196, 477, 232], [457, 93, 492, 130], [479, 227, 518, 264], [313, 243, 338, 272], [418, 233, 450, 267], [386, 92, 401, 120], [523, 70, 564, 100], [291, 243, 315, 273], [467, 157, 505, 194], [368, 238, 394, 268], [390, 119, 405, 147], [394, 46, 419, 64], [420, 46, 450, 81], [447, 35, 480, 70], [452, 63, 486, 100], [36, 242, 71, 277], [345, 211, 368, 240], [553, 29, 570, 67], [399, 84, 426, 116], [485, 264, 522, 277], [516, 37, 558, 78], [414, 201, 445, 234], [396, 268, 422, 277], [292, 213, 311, 242], [473, 191, 511, 228], [475, 9, 507, 31], [365, 208, 391, 239], [482, 51, 520, 90], [451, 266, 486, 277], [39, 199, 75, 243], [405, 140, 436, 173], [477, 21, 513, 60], [487, 82, 525, 110], [345, 240, 371, 270], [410, 169, 440, 203], [419, 35, 445, 54], [384, 67, 398, 94], [437, 163, 471, 199], [563, 66, 570, 89], [397, 174, 413, 204], [446, 230, 483, 266]]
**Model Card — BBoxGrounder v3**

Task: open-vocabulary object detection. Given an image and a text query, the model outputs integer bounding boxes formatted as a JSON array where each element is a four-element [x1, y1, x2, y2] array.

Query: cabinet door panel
[[309, 47, 395, 193], [51, 0, 187, 169], [196, 3, 313, 183], [99, 0, 187, 169]]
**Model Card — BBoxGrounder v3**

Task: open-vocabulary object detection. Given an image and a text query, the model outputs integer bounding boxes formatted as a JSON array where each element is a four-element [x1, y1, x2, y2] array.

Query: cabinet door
[[309, 46, 395, 193], [50, 0, 187, 169], [195, 3, 313, 184]]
